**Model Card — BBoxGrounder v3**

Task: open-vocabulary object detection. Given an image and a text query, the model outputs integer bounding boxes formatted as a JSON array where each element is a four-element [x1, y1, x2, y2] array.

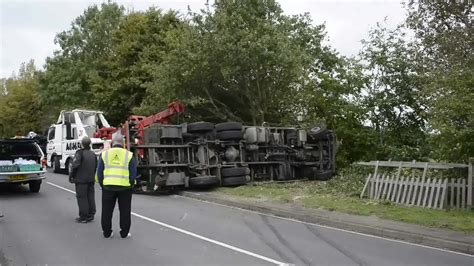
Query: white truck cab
[[46, 109, 110, 173]]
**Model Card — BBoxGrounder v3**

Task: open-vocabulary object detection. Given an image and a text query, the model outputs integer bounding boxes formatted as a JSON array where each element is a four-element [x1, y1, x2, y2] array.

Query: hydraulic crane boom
[[130, 101, 185, 141], [93, 101, 185, 142], [133, 101, 185, 129]]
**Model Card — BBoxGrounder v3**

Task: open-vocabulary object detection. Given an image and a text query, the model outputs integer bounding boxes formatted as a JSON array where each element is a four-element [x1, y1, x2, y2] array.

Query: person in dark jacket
[[69, 136, 97, 223], [97, 133, 137, 239]]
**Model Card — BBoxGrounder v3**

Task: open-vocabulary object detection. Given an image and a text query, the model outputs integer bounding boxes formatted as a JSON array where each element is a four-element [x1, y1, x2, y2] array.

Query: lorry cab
[[46, 109, 110, 173]]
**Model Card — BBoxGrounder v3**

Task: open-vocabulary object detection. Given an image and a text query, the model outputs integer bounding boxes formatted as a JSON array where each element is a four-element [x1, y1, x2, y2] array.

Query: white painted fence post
[[468, 158, 473, 210], [360, 174, 372, 199]]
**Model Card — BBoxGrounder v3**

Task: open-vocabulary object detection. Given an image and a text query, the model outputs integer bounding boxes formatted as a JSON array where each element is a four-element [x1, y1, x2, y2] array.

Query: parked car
[[0, 139, 46, 192]]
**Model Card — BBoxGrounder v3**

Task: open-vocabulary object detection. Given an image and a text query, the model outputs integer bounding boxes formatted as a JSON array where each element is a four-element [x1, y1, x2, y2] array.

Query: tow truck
[[46, 109, 111, 173]]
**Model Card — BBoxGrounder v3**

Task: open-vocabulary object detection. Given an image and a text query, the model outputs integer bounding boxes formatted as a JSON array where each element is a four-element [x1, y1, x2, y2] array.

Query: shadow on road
[[0, 184, 36, 198], [134, 185, 216, 197]]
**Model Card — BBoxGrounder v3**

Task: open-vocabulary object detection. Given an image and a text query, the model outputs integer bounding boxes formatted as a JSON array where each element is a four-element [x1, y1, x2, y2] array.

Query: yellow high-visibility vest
[[102, 147, 133, 187]]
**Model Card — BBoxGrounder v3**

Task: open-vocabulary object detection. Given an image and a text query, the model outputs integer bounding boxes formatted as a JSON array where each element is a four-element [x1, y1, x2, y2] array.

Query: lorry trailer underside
[[127, 122, 337, 191]]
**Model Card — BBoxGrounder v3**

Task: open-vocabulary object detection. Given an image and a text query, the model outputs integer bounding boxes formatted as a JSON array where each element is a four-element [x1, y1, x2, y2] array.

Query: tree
[[133, 0, 368, 165], [405, 1, 473, 162], [39, 2, 125, 118], [0, 61, 42, 138], [300, 56, 372, 165], [39, 3, 185, 125], [93, 8, 182, 125], [359, 23, 429, 160], [138, 0, 332, 125]]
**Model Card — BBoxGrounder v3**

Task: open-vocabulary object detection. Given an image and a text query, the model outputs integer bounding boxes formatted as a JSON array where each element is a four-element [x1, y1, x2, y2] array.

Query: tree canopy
[[0, 61, 42, 137], [1, 0, 472, 164]]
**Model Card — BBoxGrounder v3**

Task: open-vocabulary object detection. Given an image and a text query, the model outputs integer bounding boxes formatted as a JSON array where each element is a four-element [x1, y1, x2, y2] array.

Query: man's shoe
[[104, 232, 114, 239], [121, 233, 131, 239], [75, 217, 88, 223], [86, 216, 94, 222]]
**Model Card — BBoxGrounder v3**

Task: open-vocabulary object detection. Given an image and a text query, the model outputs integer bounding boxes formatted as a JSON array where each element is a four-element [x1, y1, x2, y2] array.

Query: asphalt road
[[0, 172, 473, 266]]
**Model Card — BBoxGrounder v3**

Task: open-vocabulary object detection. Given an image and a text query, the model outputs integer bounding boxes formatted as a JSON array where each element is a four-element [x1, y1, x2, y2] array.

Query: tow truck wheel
[[29, 180, 42, 193], [53, 156, 61, 173], [65, 158, 72, 175]]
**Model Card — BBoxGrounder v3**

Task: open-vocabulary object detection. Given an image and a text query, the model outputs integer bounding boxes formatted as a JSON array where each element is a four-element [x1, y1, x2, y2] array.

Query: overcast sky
[[0, 0, 407, 78]]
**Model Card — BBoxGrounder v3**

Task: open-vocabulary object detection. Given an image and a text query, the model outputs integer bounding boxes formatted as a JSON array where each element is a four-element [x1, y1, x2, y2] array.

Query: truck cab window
[[72, 128, 78, 139], [48, 127, 55, 141]]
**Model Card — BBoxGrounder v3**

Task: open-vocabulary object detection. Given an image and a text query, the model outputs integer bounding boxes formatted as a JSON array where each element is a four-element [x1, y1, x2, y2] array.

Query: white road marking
[[47, 181, 76, 194], [46, 181, 288, 266], [176, 195, 474, 258], [132, 212, 288, 265]]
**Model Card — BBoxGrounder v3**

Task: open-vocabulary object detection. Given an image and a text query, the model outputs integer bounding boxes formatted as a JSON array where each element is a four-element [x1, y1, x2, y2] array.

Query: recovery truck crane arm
[[93, 101, 185, 144], [129, 101, 185, 143], [133, 101, 184, 128]]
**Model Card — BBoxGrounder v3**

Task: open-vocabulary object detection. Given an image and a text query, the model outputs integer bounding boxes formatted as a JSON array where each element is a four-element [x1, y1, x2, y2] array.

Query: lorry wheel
[[29, 180, 42, 193], [308, 126, 329, 140], [221, 167, 250, 177], [305, 168, 333, 181], [221, 175, 248, 186], [187, 122, 214, 133], [314, 170, 333, 181], [216, 122, 242, 132], [216, 130, 243, 140], [189, 175, 219, 187], [53, 156, 61, 173]]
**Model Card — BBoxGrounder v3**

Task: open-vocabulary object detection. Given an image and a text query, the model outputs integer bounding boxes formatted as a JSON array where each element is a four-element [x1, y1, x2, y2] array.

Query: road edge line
[[177, 192, 474, 257]]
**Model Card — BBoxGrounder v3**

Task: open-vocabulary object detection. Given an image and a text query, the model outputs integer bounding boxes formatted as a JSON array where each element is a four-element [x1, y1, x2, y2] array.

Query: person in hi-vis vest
[[96, 132, 137, 239]]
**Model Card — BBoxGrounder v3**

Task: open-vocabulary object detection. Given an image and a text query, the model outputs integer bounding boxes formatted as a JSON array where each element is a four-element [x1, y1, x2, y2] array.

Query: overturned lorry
[[124, 118, 337, 191]]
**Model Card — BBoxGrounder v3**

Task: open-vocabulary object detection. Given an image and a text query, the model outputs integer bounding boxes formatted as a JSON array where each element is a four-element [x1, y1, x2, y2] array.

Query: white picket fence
[[361, 174, 469, 209], [358, 160, 473, 209]]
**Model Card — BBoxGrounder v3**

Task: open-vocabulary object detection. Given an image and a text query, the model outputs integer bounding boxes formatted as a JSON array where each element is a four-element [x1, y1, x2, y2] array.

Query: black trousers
[[75, 183, 96, 219], [101, 188, 132, 238]]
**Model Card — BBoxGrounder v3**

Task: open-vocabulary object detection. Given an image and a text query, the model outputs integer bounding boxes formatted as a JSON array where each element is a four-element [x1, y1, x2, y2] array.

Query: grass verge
[[216, 167, 474, 232]]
